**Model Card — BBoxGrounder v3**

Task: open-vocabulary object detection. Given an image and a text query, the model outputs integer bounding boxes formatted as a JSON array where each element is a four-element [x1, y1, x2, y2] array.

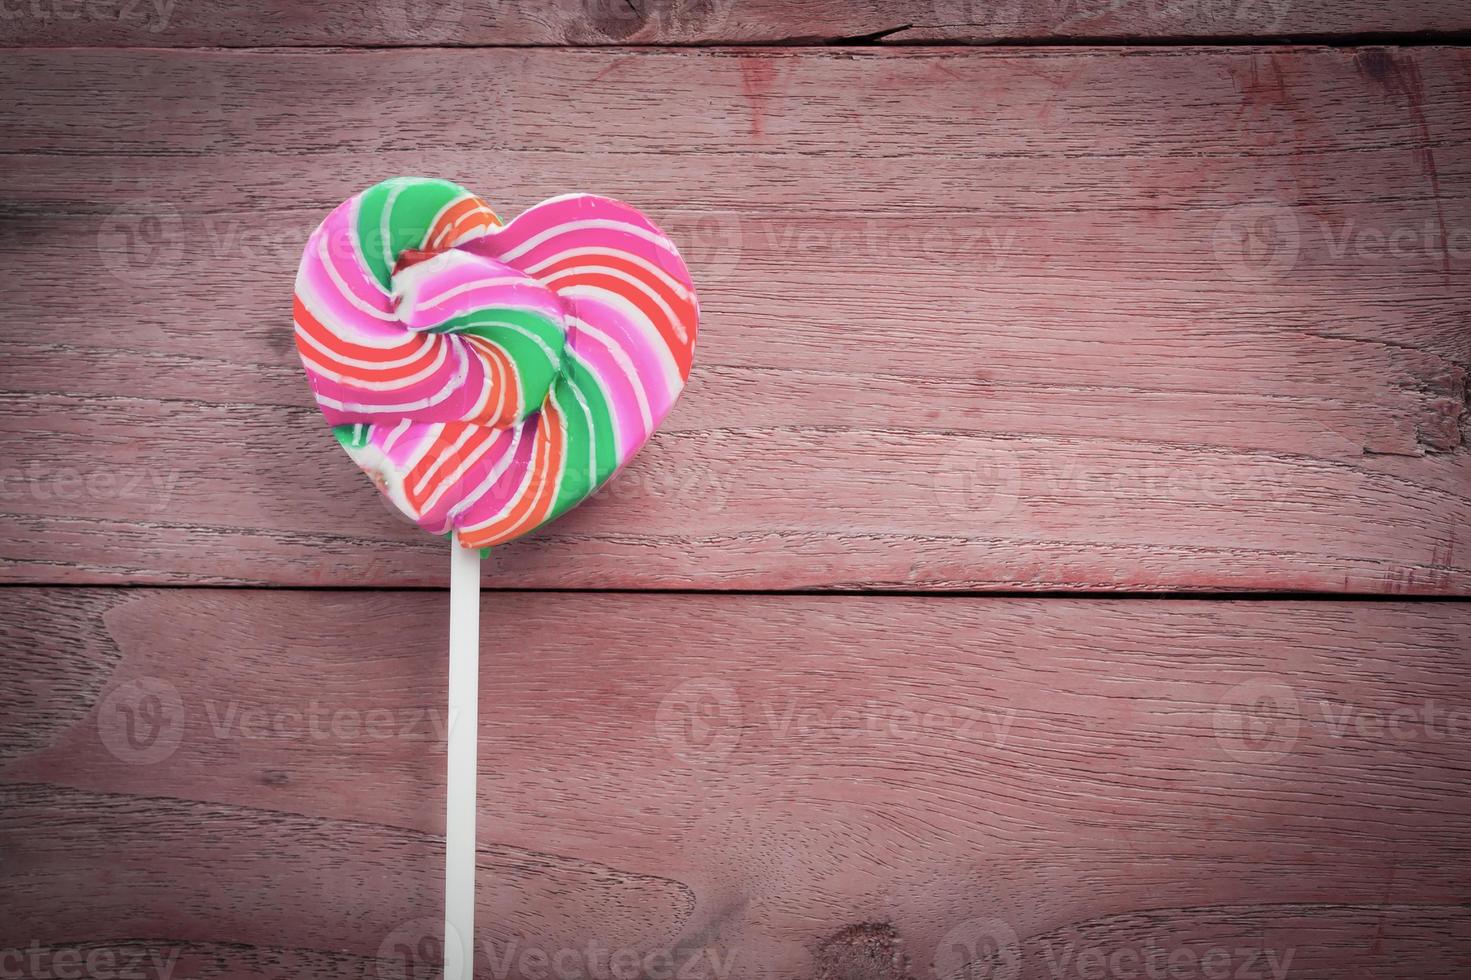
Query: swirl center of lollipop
[[384, 245, 570, 424]]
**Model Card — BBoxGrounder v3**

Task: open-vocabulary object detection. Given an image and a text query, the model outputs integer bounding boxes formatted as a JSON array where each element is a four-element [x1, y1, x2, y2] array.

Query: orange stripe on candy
[[446, 213, 498, 246], [460, 401, 565, 548], [463, 336, 521, 428], [427, 197, 486, 250], [520, 400, 565, 532], [428, 196, 502, 251]]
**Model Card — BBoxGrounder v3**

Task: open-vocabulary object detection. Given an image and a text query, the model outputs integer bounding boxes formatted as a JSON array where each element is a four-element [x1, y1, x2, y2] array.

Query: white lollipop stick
[[445, 540, 480, 980]]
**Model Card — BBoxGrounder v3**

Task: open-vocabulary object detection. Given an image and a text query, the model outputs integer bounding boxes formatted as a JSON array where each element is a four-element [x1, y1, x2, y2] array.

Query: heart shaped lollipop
[[293, 177, 699, 548]]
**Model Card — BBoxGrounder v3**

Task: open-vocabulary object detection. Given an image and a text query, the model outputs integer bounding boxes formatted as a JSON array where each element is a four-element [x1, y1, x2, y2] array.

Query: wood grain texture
[[3, 588, 1470, 976], [2, 46, 1469, 591], [2, 0, 1470, 46]]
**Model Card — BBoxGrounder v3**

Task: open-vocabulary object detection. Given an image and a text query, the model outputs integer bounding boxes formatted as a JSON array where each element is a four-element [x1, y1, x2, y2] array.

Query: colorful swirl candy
[[293, 178, 699, 549]]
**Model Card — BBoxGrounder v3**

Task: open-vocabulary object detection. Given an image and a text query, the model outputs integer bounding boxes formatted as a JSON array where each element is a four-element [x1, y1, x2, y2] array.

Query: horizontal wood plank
[[2, 0, 1470, 46], [1, 46, 1469, 590], [2, 589, 1470, 976]]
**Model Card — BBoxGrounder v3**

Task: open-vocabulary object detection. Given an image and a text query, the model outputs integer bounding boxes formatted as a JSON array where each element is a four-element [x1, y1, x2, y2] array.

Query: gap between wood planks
[[828, 29, 1471, 46], [0, 583, 1467, 600], [16, 31, 1471, 49]]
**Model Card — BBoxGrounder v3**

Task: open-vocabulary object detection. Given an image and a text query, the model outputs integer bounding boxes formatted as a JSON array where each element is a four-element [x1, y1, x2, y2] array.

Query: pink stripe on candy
[[453, 416, 540, 529]]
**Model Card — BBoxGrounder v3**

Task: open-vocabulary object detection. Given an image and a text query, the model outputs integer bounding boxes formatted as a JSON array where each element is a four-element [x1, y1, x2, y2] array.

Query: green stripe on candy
[[547, 354, 619, 518], [355, 177, 471, 292], [430, 308, 567, 418], [332, 423, 373, 450]]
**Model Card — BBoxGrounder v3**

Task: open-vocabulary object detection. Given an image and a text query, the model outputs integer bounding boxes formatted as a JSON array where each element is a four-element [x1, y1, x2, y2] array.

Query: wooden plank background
[[3, 46, 1468, 590], [2, 0, 1471, 46], [5, 590, 1471, 978], [1, 3, 1469, 979]]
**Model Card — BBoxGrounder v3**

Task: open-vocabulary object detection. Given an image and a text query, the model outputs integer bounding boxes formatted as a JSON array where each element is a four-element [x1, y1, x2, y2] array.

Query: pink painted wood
[[3, 589, 1470, 977], [0, 0, 1468, 46], [3, 3, 1470, 977], [0, 47, 1467, 590]]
